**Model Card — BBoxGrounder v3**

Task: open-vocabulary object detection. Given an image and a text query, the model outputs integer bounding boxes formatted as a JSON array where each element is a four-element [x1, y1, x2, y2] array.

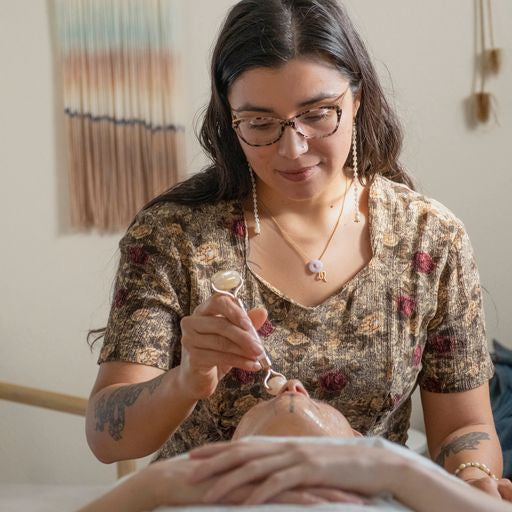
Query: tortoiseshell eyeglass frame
[[231, 90, 348, 147]]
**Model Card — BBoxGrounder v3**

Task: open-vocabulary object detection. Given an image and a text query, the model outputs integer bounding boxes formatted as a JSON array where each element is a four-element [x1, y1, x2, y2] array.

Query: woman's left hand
[[465, 476, 512, 501]]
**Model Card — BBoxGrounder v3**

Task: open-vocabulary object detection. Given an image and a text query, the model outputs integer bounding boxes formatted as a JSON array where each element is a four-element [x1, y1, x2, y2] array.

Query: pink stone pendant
[[307, 259, 324, 274]]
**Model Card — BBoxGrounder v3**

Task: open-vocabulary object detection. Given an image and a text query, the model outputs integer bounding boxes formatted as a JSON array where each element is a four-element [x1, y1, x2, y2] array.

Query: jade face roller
[[210, 270, 287, 395]]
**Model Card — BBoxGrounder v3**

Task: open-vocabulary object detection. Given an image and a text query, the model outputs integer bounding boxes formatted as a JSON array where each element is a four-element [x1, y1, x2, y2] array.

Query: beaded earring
[[352, 123, 361, 223], [249, 165, 261, 235]]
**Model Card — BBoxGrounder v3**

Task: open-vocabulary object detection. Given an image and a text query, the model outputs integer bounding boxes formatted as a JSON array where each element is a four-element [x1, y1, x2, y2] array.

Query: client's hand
[[189, 440, 396, 505], [141, 458, 210, 507], [133, 456, 366, 508], [464, 476, 512, 501], [79, 458, 214, 511]]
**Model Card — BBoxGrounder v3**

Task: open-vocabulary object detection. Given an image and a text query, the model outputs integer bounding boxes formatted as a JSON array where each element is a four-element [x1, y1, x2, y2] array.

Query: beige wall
[[1, 0, 510, 484]]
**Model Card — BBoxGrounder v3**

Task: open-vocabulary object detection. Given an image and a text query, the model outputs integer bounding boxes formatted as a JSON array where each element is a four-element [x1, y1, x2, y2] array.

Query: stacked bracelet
[[454, 461, 498, 481]]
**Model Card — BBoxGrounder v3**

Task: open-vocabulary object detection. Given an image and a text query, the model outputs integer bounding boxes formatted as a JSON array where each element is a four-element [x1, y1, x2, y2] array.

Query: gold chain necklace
[[260, 178, 351, 283]]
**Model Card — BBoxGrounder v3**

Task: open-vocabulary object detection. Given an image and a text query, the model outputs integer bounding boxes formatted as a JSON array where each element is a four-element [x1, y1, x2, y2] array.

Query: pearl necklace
[[261, 179, 351, 283]]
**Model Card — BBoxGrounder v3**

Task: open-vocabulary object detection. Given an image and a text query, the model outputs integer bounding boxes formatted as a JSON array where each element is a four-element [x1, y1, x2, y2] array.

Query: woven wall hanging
[[55, 0, 185, 231]]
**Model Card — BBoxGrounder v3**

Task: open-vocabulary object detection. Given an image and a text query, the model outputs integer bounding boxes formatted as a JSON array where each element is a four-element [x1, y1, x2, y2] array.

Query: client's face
[[232, 380, 358, 440]]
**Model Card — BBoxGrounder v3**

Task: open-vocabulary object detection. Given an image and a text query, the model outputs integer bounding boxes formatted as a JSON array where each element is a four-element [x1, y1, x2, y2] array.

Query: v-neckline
[[238, 177, 382, 312]]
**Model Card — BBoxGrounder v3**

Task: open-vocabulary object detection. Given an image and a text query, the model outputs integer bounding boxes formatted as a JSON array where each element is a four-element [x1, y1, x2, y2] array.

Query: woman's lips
[[277, 166, 318, 182]]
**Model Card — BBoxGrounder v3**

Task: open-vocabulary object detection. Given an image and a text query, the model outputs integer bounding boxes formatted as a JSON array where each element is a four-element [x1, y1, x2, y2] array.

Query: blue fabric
[[490, 339, 512, 478]]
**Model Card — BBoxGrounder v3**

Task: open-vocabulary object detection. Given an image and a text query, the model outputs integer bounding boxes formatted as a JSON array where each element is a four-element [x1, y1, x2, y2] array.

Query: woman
[[86, 0, 506, 499]]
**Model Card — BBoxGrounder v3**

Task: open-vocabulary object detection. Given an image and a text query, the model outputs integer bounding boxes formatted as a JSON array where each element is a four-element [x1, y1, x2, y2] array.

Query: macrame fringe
[[67, 117, 184, 230], [56, 0, 185, 231]]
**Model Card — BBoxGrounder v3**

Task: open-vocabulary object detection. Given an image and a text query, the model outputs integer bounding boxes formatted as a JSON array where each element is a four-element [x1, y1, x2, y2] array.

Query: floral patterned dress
[[98, 175, 494, 459]]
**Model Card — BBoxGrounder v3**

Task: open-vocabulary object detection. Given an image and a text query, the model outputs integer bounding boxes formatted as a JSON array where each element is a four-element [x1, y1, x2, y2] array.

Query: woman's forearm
[[85, 367, 197, 462], [431, 424, 503, 479]]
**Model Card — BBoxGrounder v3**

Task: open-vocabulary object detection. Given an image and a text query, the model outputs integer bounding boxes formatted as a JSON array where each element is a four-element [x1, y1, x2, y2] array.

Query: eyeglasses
[[231, 89, 348, 147]]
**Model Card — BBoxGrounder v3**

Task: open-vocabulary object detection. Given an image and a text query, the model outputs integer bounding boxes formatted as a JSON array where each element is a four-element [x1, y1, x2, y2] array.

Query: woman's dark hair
[[145, 0, 413, 211]]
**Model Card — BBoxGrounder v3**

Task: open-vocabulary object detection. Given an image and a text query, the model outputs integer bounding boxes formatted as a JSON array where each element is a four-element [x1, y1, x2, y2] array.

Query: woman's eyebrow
[[297, 92, 343, 108], [232, 92, 343, 113]]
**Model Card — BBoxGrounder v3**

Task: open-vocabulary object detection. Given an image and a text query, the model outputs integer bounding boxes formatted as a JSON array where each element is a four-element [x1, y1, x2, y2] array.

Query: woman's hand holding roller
[[178, 295, 268, 400]]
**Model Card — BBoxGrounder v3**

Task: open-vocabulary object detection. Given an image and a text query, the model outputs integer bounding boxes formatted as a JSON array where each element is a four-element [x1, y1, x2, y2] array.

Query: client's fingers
[[220, 485, 327, 506], [271, 490, 326, 505], [271, 488, 366, 505], [221, 486, 327, 506], [201, 451, 298, 503], [243, 466, 317, 505], [466, 477, 500, 498], [297, 487, 367, 505], [498, 478, 512, 501], [219, 483, 258, 505], [190, 441, 288, 482], [189, 441, 233, 459]]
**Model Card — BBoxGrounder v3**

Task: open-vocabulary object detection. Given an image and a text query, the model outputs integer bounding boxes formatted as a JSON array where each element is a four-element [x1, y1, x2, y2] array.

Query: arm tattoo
[[94, 374, 164, 441], [434, 431, 490, 467]]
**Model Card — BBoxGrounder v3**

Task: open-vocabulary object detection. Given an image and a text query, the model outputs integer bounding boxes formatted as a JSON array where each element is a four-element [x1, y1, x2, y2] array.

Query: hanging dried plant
[[474, 92, 491, 123], [483, 0, 502, 74], [484, 48, 502, 75]]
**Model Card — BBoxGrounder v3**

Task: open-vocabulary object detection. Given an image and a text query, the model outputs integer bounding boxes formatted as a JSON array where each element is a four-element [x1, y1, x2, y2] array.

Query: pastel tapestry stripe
[[55, 0, 185, 230]]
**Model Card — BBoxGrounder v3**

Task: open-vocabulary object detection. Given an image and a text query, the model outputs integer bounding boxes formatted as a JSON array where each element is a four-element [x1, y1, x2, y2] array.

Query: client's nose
[[278, 379, 310, 397]]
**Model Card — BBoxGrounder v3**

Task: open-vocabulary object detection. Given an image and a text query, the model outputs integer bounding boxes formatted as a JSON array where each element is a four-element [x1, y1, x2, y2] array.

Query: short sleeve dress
[[98, 175, 494, 460]]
